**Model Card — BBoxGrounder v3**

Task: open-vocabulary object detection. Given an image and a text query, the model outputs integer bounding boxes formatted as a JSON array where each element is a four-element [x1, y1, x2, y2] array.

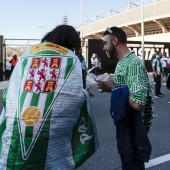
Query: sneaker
[[155, 95, 161, 98]]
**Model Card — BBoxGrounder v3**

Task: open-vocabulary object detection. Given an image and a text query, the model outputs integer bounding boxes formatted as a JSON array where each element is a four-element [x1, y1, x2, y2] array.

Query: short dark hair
[[155, 51, 159, 55], [41, 25, 81, 51], [104, 27, 127, 44]]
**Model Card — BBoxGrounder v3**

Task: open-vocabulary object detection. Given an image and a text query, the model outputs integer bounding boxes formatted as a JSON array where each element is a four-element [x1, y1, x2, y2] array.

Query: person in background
[[161, 52, 169, 85], [9, 54, 18, 72], [91, 53, 100, 76], [167, 56, 170, 73], [166, 71, 170, 104], [91, 53, 96, 68], [151, 51, 157, 83], [97, 26, 154, 170], [152, 51, 163, 98], [75, 48, 87, 88], [94, 53, 100, 76], [0, 25, 98, 170]]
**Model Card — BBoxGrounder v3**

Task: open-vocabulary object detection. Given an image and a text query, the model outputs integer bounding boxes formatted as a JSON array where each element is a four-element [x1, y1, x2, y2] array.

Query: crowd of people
[[0, 24, 169, 170]]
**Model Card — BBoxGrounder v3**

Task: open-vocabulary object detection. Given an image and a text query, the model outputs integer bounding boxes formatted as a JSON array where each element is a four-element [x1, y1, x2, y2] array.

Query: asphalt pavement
[[0, 76, 170, 169]]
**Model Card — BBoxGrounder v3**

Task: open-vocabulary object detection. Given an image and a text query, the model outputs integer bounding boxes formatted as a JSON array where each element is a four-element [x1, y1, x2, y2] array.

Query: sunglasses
[[106, 27, 119, 40], [106, 27, 113, 34]]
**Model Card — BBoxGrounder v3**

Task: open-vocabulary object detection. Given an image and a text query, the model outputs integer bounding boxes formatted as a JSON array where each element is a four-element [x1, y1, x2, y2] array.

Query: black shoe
[[159, 93, 164, 97], [155, 95, 161, 98]]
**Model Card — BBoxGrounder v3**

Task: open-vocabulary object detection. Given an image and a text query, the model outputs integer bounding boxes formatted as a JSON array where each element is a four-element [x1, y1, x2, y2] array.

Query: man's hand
[[97, 80, 115, 93], [86, 86, 94, 98]]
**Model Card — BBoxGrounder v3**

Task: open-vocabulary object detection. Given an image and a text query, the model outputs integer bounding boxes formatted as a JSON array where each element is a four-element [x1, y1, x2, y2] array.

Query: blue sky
[[0, 0, 148, 39]]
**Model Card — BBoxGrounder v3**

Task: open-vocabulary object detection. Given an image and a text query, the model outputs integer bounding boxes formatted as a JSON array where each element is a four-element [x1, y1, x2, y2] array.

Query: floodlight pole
[[141, 0, 145, 65], [80, 0, 82, 27]]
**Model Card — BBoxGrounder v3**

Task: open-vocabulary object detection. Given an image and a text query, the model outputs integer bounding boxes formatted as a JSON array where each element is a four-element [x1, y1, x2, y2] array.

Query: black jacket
[[110, 87, 152, 163]]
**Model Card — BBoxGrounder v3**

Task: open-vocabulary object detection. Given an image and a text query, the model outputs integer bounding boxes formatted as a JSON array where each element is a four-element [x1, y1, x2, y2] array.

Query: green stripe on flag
[[24, 126, 33, 151], [34, 50, 60, 56], [24, 93, 40, 152], [7, 116, 22, 170], [3, 87, 8, 111], [64, 58, 73, 79], [43, 93, 55, 116], [30, 93, 40, 106], [22, 58, 28, 77], [0, 119, 6, 153], [20, 92, 27, 114]]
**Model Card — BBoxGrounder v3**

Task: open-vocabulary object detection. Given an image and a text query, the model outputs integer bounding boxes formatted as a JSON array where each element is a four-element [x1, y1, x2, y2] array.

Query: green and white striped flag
[[0, 43, 98, 170]]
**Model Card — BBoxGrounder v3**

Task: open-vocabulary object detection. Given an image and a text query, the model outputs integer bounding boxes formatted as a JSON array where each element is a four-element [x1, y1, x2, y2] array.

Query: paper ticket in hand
[[98, 75, 109, 92], [88, 73, 99, 81]]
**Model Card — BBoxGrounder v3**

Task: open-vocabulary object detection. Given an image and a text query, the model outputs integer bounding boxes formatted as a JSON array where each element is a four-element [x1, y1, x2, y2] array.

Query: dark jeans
[[94, 67, 99, 76], [119, 153, 145, 170], [163, 67, 168, 77], [155, 74, 161, 96]]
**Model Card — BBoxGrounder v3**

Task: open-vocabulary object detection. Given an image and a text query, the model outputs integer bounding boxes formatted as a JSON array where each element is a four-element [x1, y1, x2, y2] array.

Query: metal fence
[[3, 38, 41, 80]]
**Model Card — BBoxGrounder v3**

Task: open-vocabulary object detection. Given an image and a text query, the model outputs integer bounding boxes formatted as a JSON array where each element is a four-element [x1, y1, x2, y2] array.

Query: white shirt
[[94, 58, 100, 67], [152, 57, 163, 73], [161, 56, 169, 67], [168, 58, 170, 64]]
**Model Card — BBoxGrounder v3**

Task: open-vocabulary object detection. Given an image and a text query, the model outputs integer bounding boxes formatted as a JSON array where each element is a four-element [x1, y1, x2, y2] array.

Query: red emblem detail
[[29, 69, 35, 79], [50, 69, 57, 79], [42, 58, 48, 68], [35, 81, 42, 92], [24, 80, 34, 92], [44, 80, 56, 92], [31, 58, 41, 68], [37, 68, 47, 82], [50, 58, 61, 68]]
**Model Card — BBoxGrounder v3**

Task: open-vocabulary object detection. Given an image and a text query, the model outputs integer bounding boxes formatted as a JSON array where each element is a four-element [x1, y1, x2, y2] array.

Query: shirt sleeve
[[127, 62, 149, 105], [152, 58, 156, 67]]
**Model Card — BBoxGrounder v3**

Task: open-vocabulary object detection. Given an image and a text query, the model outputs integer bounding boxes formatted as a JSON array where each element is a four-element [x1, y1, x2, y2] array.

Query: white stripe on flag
[[32, 93, 47, 139], [19, 93, 33, 139], [55, 57, 67, 92]]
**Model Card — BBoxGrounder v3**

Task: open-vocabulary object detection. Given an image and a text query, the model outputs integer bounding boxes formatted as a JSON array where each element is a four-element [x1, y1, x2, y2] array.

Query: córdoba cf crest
[[17, 55, 76, 160]]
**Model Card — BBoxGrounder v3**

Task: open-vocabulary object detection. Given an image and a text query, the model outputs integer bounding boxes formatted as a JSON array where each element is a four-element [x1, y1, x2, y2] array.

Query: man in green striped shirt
[[98, 27, 154, 170]]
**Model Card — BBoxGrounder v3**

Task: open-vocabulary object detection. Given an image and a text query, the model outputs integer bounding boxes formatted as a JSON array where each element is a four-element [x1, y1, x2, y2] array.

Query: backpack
[[167, 74, 170, 90]]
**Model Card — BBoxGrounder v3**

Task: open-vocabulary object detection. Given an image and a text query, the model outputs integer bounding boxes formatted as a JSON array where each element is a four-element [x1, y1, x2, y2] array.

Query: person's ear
[[113, 37, 118, 46]]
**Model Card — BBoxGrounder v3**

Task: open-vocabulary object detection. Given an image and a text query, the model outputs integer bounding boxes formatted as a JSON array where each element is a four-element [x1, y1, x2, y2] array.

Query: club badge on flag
[[18, 55, 76, 160]]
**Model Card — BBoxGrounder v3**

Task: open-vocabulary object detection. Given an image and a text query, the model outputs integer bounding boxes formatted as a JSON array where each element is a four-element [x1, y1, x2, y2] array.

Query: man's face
[[103, 34, 116, 60], [163, 52, 166, 57], [157, 52, 162, 58]]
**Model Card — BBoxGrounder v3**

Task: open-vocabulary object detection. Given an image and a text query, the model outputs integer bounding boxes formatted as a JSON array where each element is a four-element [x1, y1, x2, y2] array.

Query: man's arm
[[97, 80, 144, 111], [129, 99, 143, 111], [152, 65, 158, 78], [152, 59, 157, 76]]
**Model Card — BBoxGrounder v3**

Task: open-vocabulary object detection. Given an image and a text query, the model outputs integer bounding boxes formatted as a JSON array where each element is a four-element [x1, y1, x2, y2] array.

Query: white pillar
[[141, 0, 145, 65]]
